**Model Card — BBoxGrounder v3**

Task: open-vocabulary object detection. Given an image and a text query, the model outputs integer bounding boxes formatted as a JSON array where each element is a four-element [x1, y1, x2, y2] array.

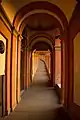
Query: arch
[[31, 40, 52, 52], [30, 37, 53, 51], [13, 1, 68, 32], [21, 32, 54, 51], [19, 12, 63, 34], [30, 32, 54, 42], [12, 1, 69, 107], [27, 32, 54, 51], [29, 34, 53, 51]]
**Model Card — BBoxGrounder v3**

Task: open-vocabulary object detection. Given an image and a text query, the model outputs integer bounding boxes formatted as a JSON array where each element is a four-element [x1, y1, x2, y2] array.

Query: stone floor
[[1, 60, 71, 120]]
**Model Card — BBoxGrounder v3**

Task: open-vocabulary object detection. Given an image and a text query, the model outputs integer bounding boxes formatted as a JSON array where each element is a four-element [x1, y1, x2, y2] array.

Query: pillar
[[10, 27, 18, 111], [23, 39, 27, 89], [51, 48, 55, 87], [55, 40, 61, 87], [16, 35, 22, 103], [26, 48, 31, 88]]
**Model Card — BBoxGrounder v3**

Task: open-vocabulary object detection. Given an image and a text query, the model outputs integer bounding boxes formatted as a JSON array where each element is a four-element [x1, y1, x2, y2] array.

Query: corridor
[[1, 1, 80, 119], [2, 60, 71, 120]]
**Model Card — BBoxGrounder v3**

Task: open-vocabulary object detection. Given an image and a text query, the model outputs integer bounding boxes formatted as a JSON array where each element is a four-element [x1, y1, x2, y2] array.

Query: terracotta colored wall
[[32, 52, 34, 79], [55, 39, 61, 87], [17, 38, 21, 103], [28, 51, 31, 86], [11, 35, 17, 109], [26, 50, 31, 87], [74, 32, 80, 106], [23, 49, 27, 89], [55, 48, 61, 87], [1, 6, 22, 115], [26, 51, 28, 86], [20, 47, 25, 90], [32, 52, 39, 79], [68, 3, 80, 119]]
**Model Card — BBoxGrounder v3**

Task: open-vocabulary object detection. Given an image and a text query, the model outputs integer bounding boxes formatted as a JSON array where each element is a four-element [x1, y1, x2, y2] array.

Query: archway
[[13, 1, 68, 106], [31, 40, 52, 86]]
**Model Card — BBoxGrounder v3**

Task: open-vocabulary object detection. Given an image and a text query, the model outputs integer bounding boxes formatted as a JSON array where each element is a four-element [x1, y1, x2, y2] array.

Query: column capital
[[11, 25, 19, 37], [17, 34, 23, 41]]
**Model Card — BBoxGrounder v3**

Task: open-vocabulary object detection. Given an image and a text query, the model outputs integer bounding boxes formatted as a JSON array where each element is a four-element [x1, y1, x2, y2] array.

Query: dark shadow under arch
[[13, 1, 68, 31]]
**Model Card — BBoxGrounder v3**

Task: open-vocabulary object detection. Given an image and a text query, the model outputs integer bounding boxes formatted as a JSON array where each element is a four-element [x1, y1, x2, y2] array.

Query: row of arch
[[14, 2, 80, 119], [0, 0, 80, 119]]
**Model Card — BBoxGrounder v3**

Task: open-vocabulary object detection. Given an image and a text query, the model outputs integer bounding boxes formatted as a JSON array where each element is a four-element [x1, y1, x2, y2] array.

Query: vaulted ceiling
[[21, 13, 63, 32], [32, 41, 51, 51], [23, 13, 56, 30], [2, 0, 76, 23], [1, 0, 77, 51]]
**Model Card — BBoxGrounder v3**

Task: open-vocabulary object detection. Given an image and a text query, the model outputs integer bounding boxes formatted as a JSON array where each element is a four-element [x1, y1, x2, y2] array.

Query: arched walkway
[[1, 1, 80, 120], [32, 59, 49, 86], [1, 60, 71, 120]]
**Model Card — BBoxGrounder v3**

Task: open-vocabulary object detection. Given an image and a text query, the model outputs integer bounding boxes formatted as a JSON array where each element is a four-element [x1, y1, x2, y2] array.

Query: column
[[16, 34, 22, 103], [51, 48, 55, 87], [10, 27, 18, 111]]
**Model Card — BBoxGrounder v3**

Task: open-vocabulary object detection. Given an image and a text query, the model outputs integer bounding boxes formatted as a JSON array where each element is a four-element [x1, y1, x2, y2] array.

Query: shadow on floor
[[0, 60, 71, 120], [23, 107, 71, 120], [2, 107, 71, 120]]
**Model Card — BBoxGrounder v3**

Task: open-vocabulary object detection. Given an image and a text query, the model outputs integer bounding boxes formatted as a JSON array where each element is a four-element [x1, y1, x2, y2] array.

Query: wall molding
[[0, 4, 20, 38], [0, 4, 12, 31]]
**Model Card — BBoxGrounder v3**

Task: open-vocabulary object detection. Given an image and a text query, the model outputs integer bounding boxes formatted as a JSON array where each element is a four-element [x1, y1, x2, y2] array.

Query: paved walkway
[[2, 60, 71, 120]]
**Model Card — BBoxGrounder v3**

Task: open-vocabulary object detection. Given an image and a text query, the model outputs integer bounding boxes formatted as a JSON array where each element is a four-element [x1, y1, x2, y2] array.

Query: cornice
[[17, 34, 23, 41], [0, 4, 20, 37], [0, 4, 12, 31]]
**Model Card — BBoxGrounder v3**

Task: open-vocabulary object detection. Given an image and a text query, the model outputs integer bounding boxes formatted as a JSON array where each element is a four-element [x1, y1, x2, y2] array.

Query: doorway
[[32, 49, 51, 85]]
